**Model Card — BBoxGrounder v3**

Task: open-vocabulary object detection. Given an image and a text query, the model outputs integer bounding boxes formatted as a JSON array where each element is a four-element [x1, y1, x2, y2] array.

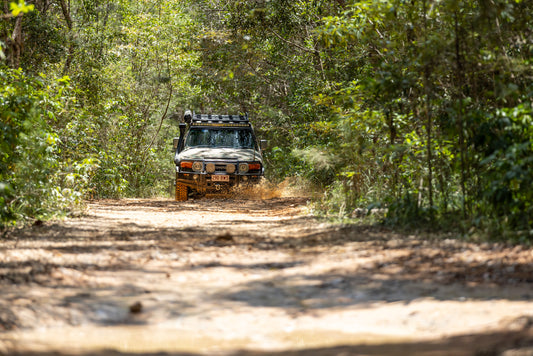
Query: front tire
[[175, 182, 188, 201]]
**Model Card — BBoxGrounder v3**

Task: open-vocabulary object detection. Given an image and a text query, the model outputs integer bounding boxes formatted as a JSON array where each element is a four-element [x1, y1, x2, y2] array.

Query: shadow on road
[[1, 198, 533, 355]]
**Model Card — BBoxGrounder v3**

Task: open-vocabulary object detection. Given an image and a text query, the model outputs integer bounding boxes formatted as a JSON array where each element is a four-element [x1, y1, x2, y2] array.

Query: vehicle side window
[[236, 130, 254, 149]]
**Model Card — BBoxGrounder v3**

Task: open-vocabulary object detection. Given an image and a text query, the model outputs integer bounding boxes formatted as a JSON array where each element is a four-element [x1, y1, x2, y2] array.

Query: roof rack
[[190, 113, 250, 127]]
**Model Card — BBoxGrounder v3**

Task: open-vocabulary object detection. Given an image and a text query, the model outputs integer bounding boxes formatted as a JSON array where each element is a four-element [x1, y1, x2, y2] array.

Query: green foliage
[[0, 68, 87, 227], [2, 0, 532, 241], [193, 0, 342, 181], [183, 0, 533, 238], [310, 0, 533, 237], [9, 0, 34, 16], [475, 105, 533, 236], [1, 0, 202, 226], [21, 10, 67, 72], [0, 1, 34, 60]]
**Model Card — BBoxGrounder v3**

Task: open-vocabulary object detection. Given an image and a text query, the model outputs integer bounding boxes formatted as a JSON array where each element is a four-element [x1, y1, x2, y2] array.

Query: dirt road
[[1, 197, 533, 355]]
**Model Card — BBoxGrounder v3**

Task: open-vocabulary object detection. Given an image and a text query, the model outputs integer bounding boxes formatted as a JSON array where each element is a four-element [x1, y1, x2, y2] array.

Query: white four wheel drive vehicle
[[173, 111, 266, 201]]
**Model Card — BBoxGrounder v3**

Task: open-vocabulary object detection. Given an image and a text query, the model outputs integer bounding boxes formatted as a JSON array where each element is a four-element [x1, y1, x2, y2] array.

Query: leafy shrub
[[0, 68, 87, 227]]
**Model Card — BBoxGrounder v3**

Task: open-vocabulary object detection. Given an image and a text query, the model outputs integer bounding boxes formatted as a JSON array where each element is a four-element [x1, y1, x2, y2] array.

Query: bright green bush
[[0, 68, 90, 227]]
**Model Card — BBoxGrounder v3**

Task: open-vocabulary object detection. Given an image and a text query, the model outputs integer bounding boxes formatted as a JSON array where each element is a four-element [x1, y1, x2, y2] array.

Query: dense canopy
[[1, 0, 532, 240]]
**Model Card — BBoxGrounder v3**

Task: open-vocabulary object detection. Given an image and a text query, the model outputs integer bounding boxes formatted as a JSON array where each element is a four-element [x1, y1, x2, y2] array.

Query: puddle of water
[[2, 325, 415, 354], [274, 329, 415, 349], [4, 326, 251, 354]]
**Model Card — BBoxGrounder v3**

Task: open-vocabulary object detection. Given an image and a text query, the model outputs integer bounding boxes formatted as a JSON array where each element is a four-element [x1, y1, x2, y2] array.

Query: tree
[[314, 0, 533, 236]]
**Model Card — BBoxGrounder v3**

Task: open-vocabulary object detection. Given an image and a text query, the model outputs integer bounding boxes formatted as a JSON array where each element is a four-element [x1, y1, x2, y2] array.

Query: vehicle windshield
[[185, 128, 256, 149]]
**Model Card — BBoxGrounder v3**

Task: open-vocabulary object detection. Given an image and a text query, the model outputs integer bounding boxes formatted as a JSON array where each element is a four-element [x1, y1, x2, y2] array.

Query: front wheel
[[175, 182, 188, 201]]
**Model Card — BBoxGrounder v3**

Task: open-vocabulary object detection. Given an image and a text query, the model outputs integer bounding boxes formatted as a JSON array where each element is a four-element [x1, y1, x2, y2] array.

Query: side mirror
[[173, 137, 180, 150], [260, 140, 268, 150]]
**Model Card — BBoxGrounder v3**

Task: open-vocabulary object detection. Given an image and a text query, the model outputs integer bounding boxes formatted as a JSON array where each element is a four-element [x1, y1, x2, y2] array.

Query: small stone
[[129, 301, 143, 314], [215, 232, 234, 243]]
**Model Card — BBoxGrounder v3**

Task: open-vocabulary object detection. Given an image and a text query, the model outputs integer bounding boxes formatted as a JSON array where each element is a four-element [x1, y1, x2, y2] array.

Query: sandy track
[[1, 197, 533, 355]]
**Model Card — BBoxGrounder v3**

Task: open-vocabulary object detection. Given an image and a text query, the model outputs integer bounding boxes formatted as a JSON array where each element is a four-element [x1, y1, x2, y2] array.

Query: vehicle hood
[[177, 147, 263, 163]]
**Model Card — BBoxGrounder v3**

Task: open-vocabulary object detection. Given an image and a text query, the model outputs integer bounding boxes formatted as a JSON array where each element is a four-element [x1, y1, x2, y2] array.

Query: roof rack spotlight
[[190, 112, 250, 125]]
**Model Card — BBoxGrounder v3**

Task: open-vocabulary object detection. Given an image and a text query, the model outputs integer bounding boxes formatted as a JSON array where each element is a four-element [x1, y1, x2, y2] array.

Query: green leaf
[[9, 0, 34, 16]]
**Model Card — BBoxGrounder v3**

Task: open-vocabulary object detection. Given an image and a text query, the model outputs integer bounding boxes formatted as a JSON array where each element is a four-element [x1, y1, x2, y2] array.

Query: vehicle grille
[[204, 162, 236, 174], [215, 164, 227, 172]]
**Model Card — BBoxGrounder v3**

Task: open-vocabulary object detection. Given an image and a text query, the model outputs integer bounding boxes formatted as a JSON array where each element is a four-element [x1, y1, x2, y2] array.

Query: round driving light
[[238, 163, 249, 173], [192, 161, 203, 172], [226, 163, 236, 174], [206, 163, 215, 173]]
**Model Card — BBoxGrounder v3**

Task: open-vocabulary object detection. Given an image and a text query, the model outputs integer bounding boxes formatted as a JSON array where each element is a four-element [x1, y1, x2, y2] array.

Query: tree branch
[[58, 0, 72, 30], [267, 29, 318, 54], [142, 83, 173, 163], [0, 12, 18, 19]]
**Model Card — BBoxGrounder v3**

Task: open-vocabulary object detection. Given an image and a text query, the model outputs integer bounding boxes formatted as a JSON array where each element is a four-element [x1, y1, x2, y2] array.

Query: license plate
[[211, 175, 229, 182]]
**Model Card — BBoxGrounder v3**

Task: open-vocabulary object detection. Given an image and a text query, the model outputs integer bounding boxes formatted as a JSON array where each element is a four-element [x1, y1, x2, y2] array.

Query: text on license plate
[[211, 175, 229, 182]]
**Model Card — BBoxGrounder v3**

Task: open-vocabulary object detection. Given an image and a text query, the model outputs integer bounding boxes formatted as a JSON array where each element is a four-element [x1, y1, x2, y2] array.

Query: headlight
[[192, 161, 203, 172], [238, 163, 249, 173], [226, 164, 236, 174], [206, 163, 215, 173]]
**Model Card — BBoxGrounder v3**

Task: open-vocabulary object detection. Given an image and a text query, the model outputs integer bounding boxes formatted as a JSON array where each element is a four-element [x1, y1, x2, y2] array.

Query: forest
[[1, 0, 532, 240]]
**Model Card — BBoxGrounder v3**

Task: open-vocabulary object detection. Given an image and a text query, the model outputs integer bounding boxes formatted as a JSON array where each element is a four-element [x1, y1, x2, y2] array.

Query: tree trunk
[[59, 0, 74, 74], [454, 11, 468, 220], [422, 0, 433, 213], [8, 15, 23, 68]]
